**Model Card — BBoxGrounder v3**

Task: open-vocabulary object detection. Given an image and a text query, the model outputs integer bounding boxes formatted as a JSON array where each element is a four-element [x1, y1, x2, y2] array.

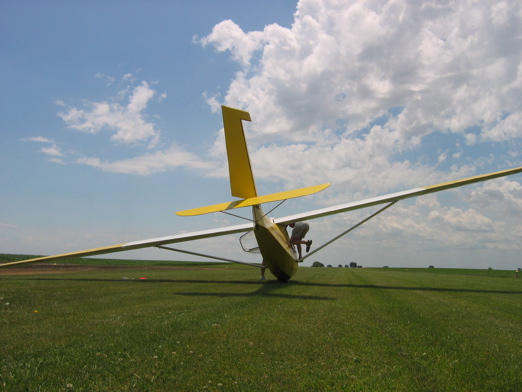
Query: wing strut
[[301, 201, 397, 261], [156, 245, 263, 268]]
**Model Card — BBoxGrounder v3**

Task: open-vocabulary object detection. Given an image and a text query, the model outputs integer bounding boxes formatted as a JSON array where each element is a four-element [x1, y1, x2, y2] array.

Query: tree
[[312, 261, 324, 267], [349, 262, 357, 268]]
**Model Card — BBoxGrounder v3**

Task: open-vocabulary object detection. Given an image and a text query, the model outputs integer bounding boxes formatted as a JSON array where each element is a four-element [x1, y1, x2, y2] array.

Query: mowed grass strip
[[1, 264, 521, 391]]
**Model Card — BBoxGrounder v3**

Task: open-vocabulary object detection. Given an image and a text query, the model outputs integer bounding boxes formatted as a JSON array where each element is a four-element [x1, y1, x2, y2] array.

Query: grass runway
[[1, 258, 521, 391]]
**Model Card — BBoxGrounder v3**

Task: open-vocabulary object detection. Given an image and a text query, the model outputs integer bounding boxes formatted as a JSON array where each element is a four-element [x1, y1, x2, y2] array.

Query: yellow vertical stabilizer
[[176, 106, 330, 217], [222, 106, 258, 198]]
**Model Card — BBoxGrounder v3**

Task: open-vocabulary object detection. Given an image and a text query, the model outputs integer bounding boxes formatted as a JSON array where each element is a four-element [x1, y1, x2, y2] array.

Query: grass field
[[1, 256, 521, 391]]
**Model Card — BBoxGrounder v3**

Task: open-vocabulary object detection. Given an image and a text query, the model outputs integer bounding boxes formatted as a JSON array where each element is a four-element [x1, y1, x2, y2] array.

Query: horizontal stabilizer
[[176, 183, 330, 217]]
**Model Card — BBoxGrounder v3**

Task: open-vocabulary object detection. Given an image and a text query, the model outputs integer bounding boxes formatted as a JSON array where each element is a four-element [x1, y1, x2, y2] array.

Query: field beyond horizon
[[1, 255, 521, 391]]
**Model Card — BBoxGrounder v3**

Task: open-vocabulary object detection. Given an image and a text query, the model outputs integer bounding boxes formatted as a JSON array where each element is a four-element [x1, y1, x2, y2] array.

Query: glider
[[1, 106, 521, 282]]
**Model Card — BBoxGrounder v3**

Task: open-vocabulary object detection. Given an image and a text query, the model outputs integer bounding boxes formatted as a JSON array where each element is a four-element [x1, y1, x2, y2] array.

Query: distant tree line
[[312, 261, 362, 268]]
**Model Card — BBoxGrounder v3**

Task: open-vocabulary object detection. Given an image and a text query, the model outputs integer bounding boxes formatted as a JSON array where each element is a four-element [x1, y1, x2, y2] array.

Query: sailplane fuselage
[[252, 205, 298, 282]]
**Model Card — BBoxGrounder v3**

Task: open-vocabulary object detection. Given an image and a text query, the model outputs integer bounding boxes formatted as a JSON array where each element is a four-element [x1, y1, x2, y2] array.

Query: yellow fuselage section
[[252, 205, 298, 282]]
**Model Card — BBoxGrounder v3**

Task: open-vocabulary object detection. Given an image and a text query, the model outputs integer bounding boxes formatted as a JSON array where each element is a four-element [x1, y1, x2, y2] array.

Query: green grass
[[1, 260, 521, 391]]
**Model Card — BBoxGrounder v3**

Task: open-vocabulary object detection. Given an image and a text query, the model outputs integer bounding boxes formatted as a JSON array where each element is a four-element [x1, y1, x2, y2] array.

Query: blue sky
[[1, 0, 521, 271]]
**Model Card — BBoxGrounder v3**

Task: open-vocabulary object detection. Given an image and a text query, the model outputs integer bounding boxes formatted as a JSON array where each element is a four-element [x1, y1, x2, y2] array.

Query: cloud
[[467, 178, 522, 214], [57, 80, 160, 148], [32, 74, 214, 176], [40, 145, 63, 157], [0, 223, 18, 229], [94, 72, 115, 86], [200, 0, 522, 195], [481, 112, 522, 142], [21, 136, 54, 143], [429, 207, 494, 233], [21, 136, 65, 163], [76, 144, 215, 176], [195, 0, 522, 268], [199, 19, 264, 66]]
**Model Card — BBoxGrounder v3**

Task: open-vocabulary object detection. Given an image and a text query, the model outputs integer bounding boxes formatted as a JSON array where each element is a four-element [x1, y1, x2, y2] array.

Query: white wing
[[3, 166, 521, 267], [0, 223, 252, 267], [275, 166, 522, 224]]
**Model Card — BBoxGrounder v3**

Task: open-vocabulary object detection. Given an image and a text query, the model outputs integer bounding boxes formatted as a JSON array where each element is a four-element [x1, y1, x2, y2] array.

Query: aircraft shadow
[[6, 277, 521, 296], [291, 281, 522, 295], [174, 280, 335, 300], [6, 277, 334, 301]]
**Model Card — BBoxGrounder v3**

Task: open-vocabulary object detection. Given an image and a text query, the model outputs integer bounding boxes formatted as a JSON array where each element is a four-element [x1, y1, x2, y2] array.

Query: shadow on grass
[[175, 280, 336, 300], [4, 277, 335, 300], [6, 276, 522, 296], [291, 281, 522, 295], [175, 291, 334, 300]]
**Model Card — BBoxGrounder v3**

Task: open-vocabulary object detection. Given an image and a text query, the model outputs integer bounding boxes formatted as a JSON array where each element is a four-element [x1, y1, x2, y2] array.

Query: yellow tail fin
[[222, 106, 257, 198], [176, 106, 330, 217]]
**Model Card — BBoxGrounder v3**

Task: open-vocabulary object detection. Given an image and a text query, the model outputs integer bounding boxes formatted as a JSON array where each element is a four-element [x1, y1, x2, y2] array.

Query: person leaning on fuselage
[[287, 221, 312, 260]]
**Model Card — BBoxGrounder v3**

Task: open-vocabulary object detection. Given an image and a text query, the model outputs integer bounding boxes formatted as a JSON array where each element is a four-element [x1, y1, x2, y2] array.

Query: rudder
[[222, 106, 258, 199]]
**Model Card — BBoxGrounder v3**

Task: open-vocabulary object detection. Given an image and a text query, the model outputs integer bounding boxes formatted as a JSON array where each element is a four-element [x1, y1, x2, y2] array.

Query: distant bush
[[312, 261, 324, 267], [327, 265, 332, 267], [349, 262, 357, 268], [429, 265, 434, 268]]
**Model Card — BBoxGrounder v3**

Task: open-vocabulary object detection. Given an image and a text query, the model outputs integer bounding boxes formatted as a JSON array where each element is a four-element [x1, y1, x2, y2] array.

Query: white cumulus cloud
[[21, 136, 55, 143], [40, 145, 63, 157], [200, 0, 522, 196], [76, 144, 215, 176], [196, 0, 522, 268], [57, 80, 160, 148]]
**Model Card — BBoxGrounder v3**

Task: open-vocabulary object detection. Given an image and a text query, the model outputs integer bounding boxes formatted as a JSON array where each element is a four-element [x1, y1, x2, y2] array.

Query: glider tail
[[176, 106, 329, 217]]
